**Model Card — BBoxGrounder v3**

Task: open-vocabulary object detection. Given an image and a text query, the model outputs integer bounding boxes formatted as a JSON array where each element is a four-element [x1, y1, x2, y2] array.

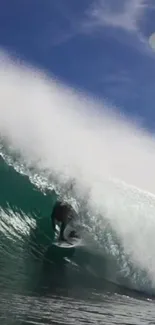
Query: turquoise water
[[0, 150, 155, 325]]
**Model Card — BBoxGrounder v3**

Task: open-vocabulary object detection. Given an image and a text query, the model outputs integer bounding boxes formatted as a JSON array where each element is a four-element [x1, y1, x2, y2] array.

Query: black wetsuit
[[51, 201, 75, 241]]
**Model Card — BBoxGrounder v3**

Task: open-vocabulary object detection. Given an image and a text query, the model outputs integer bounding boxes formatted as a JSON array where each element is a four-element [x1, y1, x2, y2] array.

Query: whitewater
[[0, 50, 155, 324]]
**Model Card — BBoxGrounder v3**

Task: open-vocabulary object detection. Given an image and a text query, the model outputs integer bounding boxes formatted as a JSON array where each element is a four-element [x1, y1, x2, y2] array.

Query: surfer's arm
[[59, 222, 66, 241]]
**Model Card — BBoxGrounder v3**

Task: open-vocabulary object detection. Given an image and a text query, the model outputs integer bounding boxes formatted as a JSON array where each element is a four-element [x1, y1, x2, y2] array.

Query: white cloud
[[87, 0, 147, 32]]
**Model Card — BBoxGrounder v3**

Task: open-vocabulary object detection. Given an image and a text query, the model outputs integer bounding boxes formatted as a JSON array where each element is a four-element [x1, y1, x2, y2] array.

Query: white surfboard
[[54, 237, 83, 248]]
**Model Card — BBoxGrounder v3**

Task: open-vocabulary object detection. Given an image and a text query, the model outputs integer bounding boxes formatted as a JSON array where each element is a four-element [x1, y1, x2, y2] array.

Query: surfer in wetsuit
[[51, 200, 77, 242]]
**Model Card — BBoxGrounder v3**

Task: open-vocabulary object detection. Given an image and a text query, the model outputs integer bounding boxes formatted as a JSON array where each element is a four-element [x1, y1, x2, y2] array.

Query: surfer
[[51, 200, 78, 242]]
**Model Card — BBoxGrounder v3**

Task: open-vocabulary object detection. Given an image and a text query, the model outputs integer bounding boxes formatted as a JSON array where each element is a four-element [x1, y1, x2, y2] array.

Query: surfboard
[[53, 237, 83, 248]]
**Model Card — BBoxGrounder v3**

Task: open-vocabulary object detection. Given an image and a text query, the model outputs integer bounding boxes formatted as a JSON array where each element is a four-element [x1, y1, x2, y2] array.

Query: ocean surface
[[0, 146, 155, 325]]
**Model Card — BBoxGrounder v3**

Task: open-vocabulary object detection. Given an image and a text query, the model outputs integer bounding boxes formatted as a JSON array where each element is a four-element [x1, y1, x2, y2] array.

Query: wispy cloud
[[37, 1, 149, 49], [86, 0, 147, 32]]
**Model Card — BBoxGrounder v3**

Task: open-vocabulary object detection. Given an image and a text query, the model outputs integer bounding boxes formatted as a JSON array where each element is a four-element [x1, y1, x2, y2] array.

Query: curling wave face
[[1, 151, 155, 299], [1, 54, 155, 299]]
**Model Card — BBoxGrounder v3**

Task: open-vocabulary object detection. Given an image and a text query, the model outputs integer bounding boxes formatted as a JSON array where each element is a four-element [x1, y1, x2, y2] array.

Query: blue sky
[[1, 0, 155, 129]]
